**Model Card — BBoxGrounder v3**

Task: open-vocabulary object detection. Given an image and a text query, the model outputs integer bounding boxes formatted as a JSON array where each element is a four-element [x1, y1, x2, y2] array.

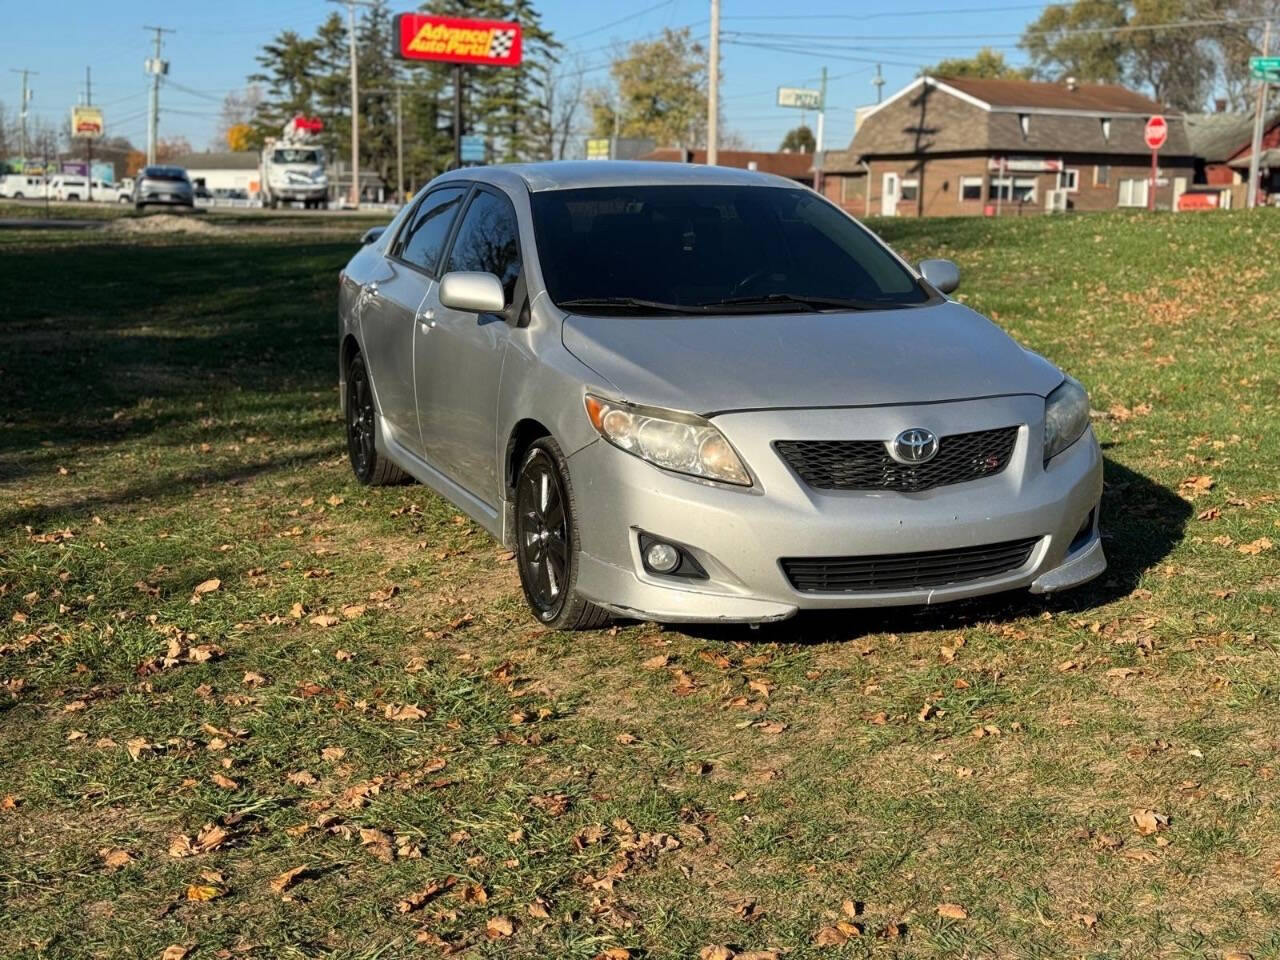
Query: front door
[[364, 184, 468, 457], [881, 172, 900, 216], [414, 187, 523, 506]]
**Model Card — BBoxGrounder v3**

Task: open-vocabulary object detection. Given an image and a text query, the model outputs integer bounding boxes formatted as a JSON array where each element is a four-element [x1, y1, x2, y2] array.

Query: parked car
[[0, 174, 47, 198], [338, 163, 1105, 628], [133, 166, 194, 209], [48, 175, 90, 201], [115, 178, 135, 203]]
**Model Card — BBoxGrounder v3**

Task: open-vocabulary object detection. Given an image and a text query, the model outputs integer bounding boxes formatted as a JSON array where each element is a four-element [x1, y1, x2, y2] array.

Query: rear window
[[143, 167, 188, 181]]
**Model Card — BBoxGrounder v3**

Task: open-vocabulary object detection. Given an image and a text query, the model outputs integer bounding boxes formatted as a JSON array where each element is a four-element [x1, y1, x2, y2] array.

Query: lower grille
[[781, 536, 1040, 593], [776, 426, 1019, 492]]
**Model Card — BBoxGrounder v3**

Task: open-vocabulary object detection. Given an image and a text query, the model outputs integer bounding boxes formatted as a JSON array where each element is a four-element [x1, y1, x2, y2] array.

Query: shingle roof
[[938, 76, 1168, 115], [638, 148, 815, 182], [168, 151, 260, 170], [1184, 111, 1279, 163]]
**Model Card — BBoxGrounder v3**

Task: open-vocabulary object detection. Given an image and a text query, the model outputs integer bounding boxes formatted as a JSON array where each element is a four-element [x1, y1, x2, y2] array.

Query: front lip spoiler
[[1029, 536, 1106, 593]]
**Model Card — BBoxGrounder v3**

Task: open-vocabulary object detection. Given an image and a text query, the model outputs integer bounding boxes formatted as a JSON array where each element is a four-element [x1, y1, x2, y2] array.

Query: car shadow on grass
[[682, 456, 1191, 646]]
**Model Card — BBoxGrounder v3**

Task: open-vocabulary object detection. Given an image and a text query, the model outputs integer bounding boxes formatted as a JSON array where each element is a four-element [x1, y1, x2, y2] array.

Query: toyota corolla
[[338, 162, 1104, 629]]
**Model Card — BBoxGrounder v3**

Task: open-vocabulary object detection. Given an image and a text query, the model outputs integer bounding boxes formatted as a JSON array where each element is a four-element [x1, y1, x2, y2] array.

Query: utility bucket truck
[[261, 116, 328, 209]]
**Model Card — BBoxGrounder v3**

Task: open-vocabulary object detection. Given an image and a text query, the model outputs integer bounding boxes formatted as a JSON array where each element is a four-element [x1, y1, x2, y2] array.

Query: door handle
[[418, 308, 435, 329]]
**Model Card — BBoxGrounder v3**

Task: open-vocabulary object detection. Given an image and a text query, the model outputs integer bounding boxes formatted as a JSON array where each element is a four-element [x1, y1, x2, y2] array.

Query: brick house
[[821, 75, 1194, 217]]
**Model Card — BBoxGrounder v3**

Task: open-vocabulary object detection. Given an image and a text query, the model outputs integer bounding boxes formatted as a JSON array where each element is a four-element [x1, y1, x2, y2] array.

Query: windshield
[[273, 148, 320, 165], [530, 185, 929, 314]]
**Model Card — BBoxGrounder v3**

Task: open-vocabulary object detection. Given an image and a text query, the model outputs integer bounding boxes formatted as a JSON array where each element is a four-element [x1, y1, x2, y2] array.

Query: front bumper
[[567, 395, 1105, 623]]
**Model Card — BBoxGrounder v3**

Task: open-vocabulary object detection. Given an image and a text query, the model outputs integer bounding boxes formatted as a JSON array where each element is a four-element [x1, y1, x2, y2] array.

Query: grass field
[[1, 210, 1278, 960]]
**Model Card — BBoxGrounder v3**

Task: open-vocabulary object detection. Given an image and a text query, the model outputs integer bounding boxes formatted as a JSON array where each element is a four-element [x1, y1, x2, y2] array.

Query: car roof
[[432, 160, 800, 193]]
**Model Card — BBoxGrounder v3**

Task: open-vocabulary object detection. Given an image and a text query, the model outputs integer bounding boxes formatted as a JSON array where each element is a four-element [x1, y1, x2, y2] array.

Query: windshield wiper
[[704, 293, 910, 312], [557, 296, 710, 315]]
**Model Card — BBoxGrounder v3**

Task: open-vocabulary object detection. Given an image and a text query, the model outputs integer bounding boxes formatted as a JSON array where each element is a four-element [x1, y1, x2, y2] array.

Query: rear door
[[358, 184, 468, 455], [414, 186, 523, 504]]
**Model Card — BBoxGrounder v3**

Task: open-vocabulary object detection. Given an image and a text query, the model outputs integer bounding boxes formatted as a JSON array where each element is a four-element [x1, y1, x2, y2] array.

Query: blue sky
[[1, 0, 1045, 154]]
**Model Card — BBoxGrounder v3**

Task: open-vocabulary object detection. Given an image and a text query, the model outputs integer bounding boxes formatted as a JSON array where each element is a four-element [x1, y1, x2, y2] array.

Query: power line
[[563, 0, 678, 42]]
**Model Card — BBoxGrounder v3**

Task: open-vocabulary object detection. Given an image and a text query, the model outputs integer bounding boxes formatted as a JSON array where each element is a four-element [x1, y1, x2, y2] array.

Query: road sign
[[70, 105, 104, 139], [460, 134, 485, 163], [1144, 115, 1168, 150], [777, 86, 821, 110], [393, 13, 522, 66], [1250, 56, 1280, 79]]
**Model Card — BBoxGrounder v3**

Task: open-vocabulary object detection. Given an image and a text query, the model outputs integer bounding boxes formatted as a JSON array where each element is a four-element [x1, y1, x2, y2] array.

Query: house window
[[960, 175, 984, 201], [1118, 177, 1149, 207], [899, 178, 919, 202], [1100, 117, 1111, 141], [1019, 113, 1030, 138], [990, 176, 1038, 203], [1058, 168, 1079, 192], [1094, 164, 1110, 186]]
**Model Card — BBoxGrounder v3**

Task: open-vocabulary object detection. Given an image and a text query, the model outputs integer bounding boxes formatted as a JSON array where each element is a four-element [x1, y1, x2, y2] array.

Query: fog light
[[644, 541, 681, 574]]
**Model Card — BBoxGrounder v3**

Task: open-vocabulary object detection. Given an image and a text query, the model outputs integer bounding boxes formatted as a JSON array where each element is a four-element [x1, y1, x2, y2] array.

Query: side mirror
[[439, 271, 506, 314], [919, 258, 960, 295], [360, 225, 386, 245]]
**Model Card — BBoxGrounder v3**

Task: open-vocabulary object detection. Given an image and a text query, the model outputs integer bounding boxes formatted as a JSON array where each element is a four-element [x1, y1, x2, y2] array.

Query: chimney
[[1065, 76, 1078, 92]]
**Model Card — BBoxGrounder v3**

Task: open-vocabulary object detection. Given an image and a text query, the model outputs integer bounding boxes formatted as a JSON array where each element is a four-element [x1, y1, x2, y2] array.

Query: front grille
[[781, 536, 1040, 593], [776, 426, 1019, 492]]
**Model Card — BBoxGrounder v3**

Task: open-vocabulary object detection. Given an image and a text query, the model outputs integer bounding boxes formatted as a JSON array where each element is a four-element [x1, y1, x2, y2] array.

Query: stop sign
[[1144, 115, 1168, 150]]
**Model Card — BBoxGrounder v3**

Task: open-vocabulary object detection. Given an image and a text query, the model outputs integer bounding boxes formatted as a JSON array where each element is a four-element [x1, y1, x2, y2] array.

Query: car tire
[[513, 438, 611, 631], [345, 352, 409, 486]]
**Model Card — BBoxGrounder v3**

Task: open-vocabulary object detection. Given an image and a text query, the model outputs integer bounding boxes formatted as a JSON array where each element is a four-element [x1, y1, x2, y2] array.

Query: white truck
[[260, 116, 329, 209]]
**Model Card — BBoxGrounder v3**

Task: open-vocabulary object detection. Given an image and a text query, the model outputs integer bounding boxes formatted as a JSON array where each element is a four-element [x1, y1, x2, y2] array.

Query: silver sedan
[[338, 162, 1104, 628]]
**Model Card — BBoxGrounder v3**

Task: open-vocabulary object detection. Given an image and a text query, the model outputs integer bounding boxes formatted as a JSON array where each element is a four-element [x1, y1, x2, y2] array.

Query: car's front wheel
[[514, 438, 610, 631], [345, 352, 409, 486]]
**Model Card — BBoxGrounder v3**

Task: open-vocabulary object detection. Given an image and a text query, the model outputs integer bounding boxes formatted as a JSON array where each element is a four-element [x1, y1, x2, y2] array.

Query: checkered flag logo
[[488, 28, 516, 59]]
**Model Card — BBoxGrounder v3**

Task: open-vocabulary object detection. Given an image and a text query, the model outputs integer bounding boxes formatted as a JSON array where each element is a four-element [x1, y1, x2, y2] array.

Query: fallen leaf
[[309, 613, 340, 628], [161, 946, 188, 960], [594, 949, 632, 960], [1239, 537, 1273, 555], [485, 915, 516, 939], [321, 746, 346, 762], [210, 773, 238, 790], [698, 947, 734, 960], [192, 578, 221, 595], [385, 703, 429, 722], [1073, 912, 1098, 930], [185, 883, 223, 902], [100, 847, 134, 870], [937, 902, 968, 920], [270, 865, 311, 894], [814, 920, 862, 945], [642, 654, 670, 669], [1130, 808, 1169, 836]]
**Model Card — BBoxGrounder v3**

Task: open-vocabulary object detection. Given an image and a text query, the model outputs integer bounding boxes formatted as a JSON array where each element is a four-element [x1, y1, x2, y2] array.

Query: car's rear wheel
[[345, 352, 409, 486], [514, 439, 611, 631]]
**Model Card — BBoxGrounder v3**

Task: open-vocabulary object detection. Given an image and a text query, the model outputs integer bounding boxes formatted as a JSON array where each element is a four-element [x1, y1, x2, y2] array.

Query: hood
[[561, 300, 1063, 414]]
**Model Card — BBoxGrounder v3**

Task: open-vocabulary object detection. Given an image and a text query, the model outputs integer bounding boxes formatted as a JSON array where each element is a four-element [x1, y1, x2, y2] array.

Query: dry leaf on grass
[[698, 947, 735, 960], [937, 902, 968, 920], [309, 613, 340, 628], [270, 864, 311, 894], [100, 847, 134, 870], [814, 920, 862, 945], [160, 946, 188, 960], [1130, 808, 1169, 836], [210, 773, 238, 790], [185, 883, 223, 902], [485, 915, 516, 939]]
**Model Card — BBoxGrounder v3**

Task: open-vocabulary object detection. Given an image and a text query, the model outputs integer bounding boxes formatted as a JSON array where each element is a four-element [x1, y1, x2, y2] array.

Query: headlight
[[1043, 375, 1090, 461], [584, 395, 751, 486]]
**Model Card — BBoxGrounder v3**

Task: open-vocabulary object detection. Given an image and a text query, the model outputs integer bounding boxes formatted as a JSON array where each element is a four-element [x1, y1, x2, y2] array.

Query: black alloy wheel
[[344, 352, 408, 486], [512, 439, 611, 630]]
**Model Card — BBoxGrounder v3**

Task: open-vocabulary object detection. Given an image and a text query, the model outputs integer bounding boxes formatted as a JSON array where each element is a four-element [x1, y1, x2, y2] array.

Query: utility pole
[[10, 69, 37, 168], [395, 86, 404, 202], [707, 0, 720, 165], [872, 64, 885, 103], [85, 66, 93, 202], [1247, 20, 1272, 209], [143, 26, 174, 166], [453, 64, 464, 170], [814, 66, 828, 194], [611, 86, 621, 160], [329, 0, 374, 208]]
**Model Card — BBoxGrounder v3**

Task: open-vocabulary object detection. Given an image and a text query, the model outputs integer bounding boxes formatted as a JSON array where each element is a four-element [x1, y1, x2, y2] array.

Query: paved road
[[0, 218, 104, 230]]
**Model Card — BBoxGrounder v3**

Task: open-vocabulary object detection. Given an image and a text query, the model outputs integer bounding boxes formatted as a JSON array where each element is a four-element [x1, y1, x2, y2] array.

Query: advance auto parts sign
[[394, 13, 522, 67]]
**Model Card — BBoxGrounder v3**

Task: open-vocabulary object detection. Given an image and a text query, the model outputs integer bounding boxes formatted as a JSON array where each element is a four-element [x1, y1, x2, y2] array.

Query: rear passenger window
[[397, 186, 467, 276], [445, 189, 522, 302]]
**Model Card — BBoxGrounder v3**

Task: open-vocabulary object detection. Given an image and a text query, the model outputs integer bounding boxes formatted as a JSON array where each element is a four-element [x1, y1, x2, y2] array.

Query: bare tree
[[216, 85, 263, 150], [547, 59, 586, 161]]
